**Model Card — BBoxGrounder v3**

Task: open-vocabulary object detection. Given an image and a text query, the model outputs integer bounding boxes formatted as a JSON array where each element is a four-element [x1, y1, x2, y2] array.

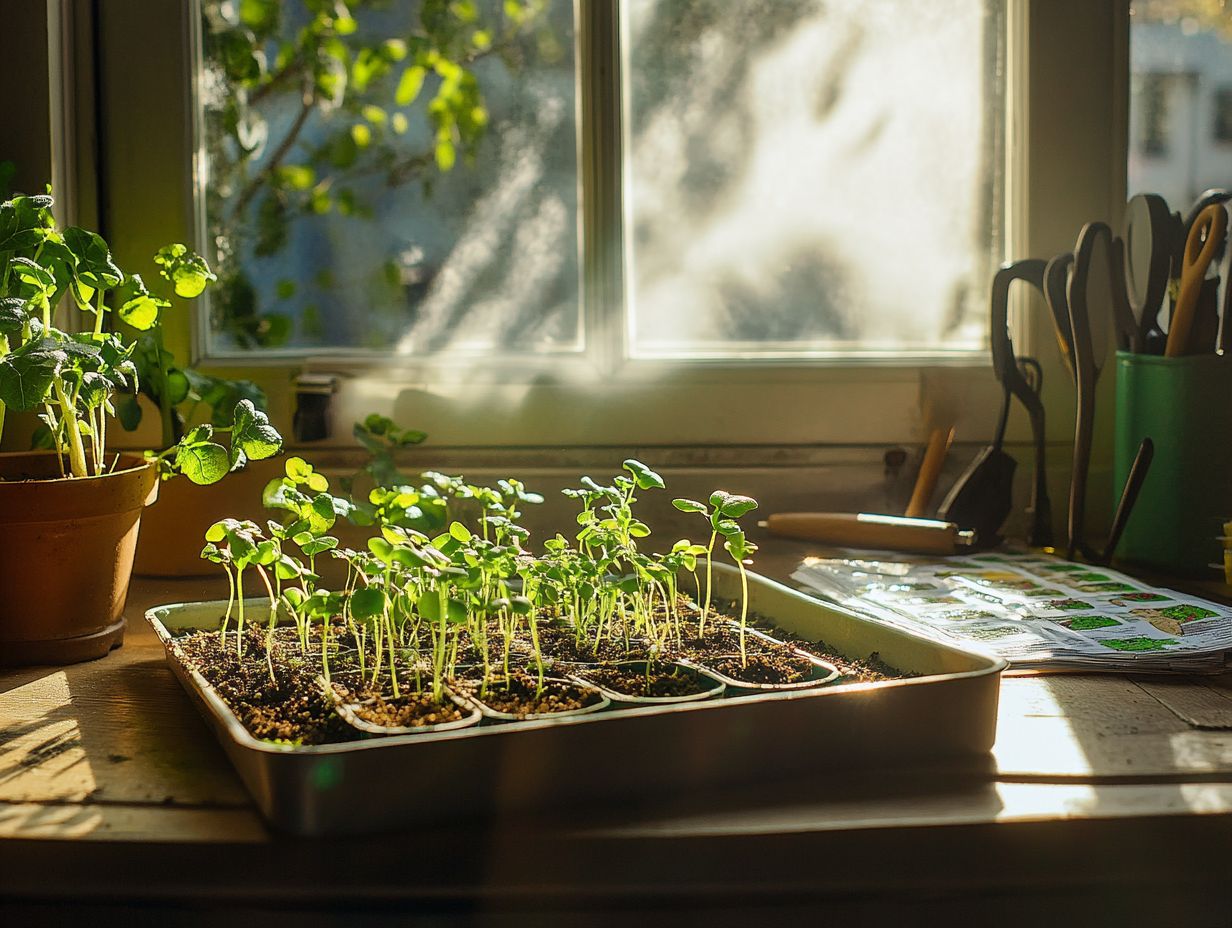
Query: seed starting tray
[[148, 564, 1005, 835]]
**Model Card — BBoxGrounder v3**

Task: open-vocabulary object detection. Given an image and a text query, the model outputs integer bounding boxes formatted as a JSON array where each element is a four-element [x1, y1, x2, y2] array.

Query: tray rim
[[147, 564, 1008, 759]]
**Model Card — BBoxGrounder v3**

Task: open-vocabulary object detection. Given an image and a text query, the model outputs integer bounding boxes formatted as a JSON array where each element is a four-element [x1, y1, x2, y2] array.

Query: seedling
[[199, 457, 762, 712]]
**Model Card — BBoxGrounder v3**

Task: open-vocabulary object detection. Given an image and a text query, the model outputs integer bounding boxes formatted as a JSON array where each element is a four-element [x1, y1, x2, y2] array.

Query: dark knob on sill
[[293, 374, 338, 442]]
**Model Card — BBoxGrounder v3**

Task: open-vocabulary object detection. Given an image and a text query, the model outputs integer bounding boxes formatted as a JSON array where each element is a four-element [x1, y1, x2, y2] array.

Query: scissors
[[1066, 222, 1115, 559], [1043, 252, 1075, 379], [1116, 193, 1175, 354], [989, 259, 1052, 547], [1166, 203, 1228, 357]]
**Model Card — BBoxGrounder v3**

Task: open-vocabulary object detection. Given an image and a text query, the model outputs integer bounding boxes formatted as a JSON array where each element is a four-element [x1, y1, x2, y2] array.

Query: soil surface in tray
[[580, 663, 714, 698], [167, 599, 908, 744], [177, 628, 351, 745], [451, 672, 603, 718], [708, 652, 822, 685], [329, 672, 467, 729]]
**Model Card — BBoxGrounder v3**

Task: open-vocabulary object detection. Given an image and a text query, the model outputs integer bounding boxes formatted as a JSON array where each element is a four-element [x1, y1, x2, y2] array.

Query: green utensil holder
[[1114, 351, 1232, 576]]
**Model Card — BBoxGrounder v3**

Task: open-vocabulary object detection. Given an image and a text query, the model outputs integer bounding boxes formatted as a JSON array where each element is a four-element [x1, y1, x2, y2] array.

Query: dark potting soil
[[329, 676, 467, 729], [706, 651, 822, 686], [579, 663, 714, 698], [533, 625, 652, 663], [177, 628, 351, 745], [453, 672, 603, 718]]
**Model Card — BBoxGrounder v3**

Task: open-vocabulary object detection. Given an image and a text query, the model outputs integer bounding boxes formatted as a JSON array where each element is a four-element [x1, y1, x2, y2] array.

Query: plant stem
[[54, 381, 88, 478], [737, 557, 750, 668], [153, 326, 176, 450], [93, 288, 106, 337], [700, 531, 716, 638], [236, 569, 246, 658], [219, 564, 236, 643]]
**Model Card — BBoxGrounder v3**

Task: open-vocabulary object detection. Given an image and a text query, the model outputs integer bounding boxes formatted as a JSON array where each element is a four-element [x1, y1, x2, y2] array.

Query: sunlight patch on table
[[0, 670, 99, 802], [0, 801, 103, 837]]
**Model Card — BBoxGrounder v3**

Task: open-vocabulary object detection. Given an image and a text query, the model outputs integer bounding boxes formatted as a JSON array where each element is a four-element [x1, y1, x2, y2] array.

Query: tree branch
[[230, 89, 316, 221]]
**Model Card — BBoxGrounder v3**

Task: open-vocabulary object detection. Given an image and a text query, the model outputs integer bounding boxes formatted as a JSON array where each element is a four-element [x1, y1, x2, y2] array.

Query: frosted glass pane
[[623, 0, 1003, 357]]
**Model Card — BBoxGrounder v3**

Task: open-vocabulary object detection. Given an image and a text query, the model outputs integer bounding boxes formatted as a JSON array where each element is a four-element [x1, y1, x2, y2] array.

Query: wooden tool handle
[[904, 427, 953, 519], [763, 512, 966, 555], [1167, 203, 1228, 357]]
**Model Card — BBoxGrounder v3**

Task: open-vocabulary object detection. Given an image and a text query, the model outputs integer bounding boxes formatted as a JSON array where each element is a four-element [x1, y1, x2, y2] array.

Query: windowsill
[[3, 542, 1231, 920]]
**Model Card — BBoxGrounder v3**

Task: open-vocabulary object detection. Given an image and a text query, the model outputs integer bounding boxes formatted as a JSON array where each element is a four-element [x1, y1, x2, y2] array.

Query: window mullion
[[578, 0, 625, 378]]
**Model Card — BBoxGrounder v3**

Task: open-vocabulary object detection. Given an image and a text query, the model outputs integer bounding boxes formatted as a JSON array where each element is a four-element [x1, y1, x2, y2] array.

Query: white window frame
[[73, 0, 1128, 452]]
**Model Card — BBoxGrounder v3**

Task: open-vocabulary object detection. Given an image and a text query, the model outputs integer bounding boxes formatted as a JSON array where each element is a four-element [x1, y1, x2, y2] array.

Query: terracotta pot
[[0, 451, 158, 666], [134, 460, 280, 577]]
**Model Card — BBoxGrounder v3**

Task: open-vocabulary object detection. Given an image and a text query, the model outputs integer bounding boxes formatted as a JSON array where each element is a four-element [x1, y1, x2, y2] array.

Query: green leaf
[[417, 590, 442, 622], [0, 345, 59, 411], [299, 535, 338, 557], [716, 494, 758, 518], [117, 292, 164, 331], [672, 498, 709, 514], [114, 394, 143, 431], [239, 0, 279, 31], [175, 440, 231, 485], [367, 536, 394, 564], [448, 521, 472, 542], [350, 587, 387, 621], [623, 459, 665, 490], [274, 165, 315, 190], [231, 398, 283, 464], [396, 65, 426, 106], [434, 135, 456, 171], [0, 297, 28, 339], [63, 227, 123, 290], [286, 456, 313, 481], [154, 244, 217, 299], [165, 368, 191, 406]]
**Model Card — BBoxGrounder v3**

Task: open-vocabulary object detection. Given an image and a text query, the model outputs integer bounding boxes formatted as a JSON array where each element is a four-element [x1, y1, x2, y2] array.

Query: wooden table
[[4, 547, 1232, 925]]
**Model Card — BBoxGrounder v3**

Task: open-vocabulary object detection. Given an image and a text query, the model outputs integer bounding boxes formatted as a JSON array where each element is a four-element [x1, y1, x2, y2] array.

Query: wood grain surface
[[3, 546, 1232, 920]]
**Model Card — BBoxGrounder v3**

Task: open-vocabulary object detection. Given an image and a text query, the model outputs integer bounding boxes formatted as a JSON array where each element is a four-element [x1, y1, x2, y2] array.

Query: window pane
[[1129, 3, 1232, 205], [198, 0, 579, 355], [622, 0, 1004, 358]]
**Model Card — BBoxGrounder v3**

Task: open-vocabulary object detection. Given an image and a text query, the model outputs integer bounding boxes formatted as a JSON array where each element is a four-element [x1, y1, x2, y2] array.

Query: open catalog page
[[793, 551, 1232, 672]]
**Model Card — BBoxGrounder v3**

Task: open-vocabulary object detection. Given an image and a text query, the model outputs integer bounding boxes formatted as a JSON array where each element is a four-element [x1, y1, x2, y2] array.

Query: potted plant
[[0, 191, 282, 665]]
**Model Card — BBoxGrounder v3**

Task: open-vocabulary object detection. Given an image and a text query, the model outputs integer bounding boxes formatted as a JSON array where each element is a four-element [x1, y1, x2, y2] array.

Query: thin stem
[[153, 326, 176, 449], [700, 531, 717, 638], [93, 288, 106, 337], [737, 557, 750, 668], [236, 569, 246, 658], [219, 564, 236, 643]]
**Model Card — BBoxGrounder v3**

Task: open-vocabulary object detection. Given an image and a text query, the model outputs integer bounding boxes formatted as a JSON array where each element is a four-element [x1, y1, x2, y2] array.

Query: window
[[1129, 2, 1232, 205], [1136, 72, 1172, 157], [90, 0, 1139, 451], [195, 0, 1005, 367], [1214, 87, 1232, 143]]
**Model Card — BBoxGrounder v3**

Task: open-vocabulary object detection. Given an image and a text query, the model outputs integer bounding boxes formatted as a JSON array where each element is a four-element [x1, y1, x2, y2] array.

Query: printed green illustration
[[1099, 636, 1178, 652], [1062, 615, 1121, 631], [1075, 582, 1137, 594], [1159, 604, 1219, 622], [1109, 593, 1170, 605], [1044, 599, 1094, 611], [963, 624, 1024, 641]]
